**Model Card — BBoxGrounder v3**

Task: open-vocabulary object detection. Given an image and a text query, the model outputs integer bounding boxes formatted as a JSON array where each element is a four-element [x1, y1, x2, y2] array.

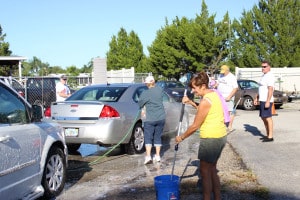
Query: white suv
[[0, 79, 68, 199]]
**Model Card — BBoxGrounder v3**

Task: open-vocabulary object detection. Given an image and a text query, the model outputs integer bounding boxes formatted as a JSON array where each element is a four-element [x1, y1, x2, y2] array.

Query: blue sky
[[1, 0, 258, 68]]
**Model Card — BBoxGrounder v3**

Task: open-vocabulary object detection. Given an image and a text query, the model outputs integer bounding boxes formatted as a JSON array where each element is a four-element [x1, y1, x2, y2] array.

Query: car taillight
[[100, 105, 120, 118], [44, 107, 51, 117]]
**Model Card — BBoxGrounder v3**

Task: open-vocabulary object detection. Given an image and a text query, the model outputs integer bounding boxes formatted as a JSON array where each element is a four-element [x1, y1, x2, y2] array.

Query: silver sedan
[[48, 83, 189, 154]]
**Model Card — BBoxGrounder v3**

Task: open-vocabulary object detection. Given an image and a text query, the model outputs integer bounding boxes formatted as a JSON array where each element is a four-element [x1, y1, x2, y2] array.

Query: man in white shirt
[[254, 60, 275, 142], [217, 65, 238, 132], [56, 75, 71, 101]]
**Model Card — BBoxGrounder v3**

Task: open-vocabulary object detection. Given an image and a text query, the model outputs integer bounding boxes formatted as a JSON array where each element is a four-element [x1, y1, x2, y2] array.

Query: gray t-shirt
[[138, 86, 166, 122]]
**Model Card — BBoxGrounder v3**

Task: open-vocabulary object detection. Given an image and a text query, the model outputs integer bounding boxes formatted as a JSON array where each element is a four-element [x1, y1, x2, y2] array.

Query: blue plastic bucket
[[154, 174, 180, 200]]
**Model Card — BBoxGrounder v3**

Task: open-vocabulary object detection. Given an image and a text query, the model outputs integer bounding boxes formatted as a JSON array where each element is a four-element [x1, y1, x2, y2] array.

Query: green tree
[[22, 56, 50, 76], [47, 65, 65, 75], [0, 25, 13, 76], [147, 0, 229, 79], [0, 25, 11, 56], [66, 65, 80, 76], [233, 0, 300, 67], [106, 27, 145, 70], [80, 59, 93, 74]]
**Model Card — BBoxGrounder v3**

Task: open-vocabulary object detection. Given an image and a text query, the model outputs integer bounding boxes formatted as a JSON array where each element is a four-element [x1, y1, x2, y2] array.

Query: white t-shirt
[[217, 72, 238, 100], [56, 82, 70, 101], [258, 72, 275, 102]]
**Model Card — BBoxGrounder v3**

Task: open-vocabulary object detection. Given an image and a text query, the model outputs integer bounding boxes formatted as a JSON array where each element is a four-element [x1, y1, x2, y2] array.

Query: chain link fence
[[10, 74, 150, 108]]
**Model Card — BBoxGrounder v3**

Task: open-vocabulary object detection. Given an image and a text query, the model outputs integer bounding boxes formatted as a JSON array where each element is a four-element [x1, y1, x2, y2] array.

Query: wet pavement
[[57, 130, 201, 200]]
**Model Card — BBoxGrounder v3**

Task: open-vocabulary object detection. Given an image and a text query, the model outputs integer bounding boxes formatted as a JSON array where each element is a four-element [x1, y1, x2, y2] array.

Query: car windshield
[[239, 80, 259, 89], [157, 81, 185, 88], [68, 86, 127, 102]]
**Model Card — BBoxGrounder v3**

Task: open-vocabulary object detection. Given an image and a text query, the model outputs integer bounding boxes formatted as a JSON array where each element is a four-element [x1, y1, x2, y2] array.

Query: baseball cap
[[144, 76, 155, 83], [60, 75, 68, 80], [220, 65, 229, 74]]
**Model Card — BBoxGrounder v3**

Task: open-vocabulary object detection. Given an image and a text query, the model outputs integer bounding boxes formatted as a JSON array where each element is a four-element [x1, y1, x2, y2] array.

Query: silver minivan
[[0, 80, 68, 199]]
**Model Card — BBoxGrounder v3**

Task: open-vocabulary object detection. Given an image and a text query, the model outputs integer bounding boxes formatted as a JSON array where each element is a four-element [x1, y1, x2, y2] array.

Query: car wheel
[[242, 96, 255, 110], [124, 122, 145, 155], [42, 146, 66, 198], [67, 143, 81, 152]]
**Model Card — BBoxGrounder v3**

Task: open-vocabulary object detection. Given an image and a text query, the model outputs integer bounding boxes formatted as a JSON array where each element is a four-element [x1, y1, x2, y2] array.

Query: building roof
[[0, 56, 27, 65]]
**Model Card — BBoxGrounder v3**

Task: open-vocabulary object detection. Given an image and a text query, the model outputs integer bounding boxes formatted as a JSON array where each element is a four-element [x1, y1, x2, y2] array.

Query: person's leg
[[265, 117, 273, 138], [226, 101, 234, 131], [153, 119, 165, 158], [260, 102, 273, 139], [262, 118, 269, 137], [200, 160, 212, 200], [228, 112, 234, 130], [143, 122, 155, 163], [155, 145, 161, 161], [211, 162, 221, 200]]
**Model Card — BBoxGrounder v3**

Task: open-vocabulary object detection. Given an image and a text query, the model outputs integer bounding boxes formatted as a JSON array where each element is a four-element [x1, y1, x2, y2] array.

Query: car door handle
[[0, 136, 12, 143]]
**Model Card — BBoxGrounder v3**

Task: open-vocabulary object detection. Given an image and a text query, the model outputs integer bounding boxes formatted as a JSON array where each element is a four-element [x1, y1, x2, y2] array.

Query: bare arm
[[182, 96, 198, 109], [265, 86, 274, 108], [176, 98, 211, 143], [58, 91, 70, 98], [225, 87, 238, 101]]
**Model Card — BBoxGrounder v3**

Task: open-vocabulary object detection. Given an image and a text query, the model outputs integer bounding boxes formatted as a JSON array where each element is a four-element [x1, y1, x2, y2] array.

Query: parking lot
[[228, 100, 300, 199], [56, 100, 300, 200]]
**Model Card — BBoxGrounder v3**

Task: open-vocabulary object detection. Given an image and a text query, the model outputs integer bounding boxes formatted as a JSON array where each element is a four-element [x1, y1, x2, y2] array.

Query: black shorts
[[198, 136, 227, 163]]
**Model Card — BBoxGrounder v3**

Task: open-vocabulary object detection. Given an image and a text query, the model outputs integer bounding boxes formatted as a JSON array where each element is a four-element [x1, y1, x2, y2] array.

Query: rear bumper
[[57, 119, 133, 145]]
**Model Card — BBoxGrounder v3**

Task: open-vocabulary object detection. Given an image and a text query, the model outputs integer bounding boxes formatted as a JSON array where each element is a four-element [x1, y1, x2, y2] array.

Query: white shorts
[[226, 100, 234, 112]]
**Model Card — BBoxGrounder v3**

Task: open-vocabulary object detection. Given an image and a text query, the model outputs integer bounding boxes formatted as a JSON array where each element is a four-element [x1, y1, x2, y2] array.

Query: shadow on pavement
[[243, 123, 264, 138]]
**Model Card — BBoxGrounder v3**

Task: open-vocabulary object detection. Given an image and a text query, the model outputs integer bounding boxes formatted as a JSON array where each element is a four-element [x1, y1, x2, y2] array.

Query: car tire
[[242, 96, 255, 110], [124, 122, 145, 155], [67, 143, 81, 152], [42, 146, 67, 198]]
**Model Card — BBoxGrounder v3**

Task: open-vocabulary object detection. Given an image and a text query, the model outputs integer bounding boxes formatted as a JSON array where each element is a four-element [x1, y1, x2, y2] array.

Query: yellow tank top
[[200, 92, 227, 138]]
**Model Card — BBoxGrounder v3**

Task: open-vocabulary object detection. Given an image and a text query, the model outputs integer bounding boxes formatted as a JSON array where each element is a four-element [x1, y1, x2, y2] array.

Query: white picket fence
[[235, 67, 300, 93]]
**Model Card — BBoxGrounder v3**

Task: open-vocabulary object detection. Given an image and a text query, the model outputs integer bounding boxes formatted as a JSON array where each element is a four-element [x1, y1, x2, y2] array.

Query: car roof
[[87, 82, 145, 88], [156, 80, 180, 82], [26, 77, 60, 79], [237, 79, 257, 82]]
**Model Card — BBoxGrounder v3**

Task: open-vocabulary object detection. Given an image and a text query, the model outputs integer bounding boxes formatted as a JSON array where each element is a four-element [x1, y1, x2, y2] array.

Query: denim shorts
[[198, 136, 227, 163], [143, 119, 165, 146], [259, 101, 273, 118]]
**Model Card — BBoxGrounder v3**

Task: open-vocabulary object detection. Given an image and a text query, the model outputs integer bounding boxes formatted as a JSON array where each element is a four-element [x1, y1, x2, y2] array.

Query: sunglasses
[[262, 65, 268, 68]]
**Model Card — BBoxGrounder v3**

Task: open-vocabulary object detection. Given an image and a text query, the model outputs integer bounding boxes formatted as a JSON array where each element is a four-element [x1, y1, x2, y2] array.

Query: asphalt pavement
[[227, 101, 300, 200], [57, 101, 300, 200]]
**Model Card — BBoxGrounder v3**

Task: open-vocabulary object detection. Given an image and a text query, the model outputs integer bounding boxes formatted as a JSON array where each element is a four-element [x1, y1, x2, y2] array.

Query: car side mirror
[[32, 104, 44, 122]]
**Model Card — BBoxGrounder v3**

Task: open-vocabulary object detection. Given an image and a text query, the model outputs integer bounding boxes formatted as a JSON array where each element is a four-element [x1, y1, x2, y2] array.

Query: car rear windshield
[[67, 86, 127, 102]]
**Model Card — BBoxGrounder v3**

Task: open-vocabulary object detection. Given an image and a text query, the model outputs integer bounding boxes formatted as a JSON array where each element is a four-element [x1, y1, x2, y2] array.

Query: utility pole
[[224, 20, 231, 59]]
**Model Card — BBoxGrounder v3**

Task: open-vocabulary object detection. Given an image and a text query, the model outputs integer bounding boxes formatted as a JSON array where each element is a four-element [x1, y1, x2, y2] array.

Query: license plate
[[65, 128, 79, 137]]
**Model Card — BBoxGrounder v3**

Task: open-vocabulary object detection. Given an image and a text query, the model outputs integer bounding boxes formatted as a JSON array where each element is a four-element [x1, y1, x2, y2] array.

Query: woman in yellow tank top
[[175, 71, 227, 200]]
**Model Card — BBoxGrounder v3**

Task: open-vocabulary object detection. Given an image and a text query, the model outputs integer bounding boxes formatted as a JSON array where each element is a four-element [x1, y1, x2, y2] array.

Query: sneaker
[[154, 155, 161, 162], [144, 156, 153, 165], [260, 136, 268, 140]]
